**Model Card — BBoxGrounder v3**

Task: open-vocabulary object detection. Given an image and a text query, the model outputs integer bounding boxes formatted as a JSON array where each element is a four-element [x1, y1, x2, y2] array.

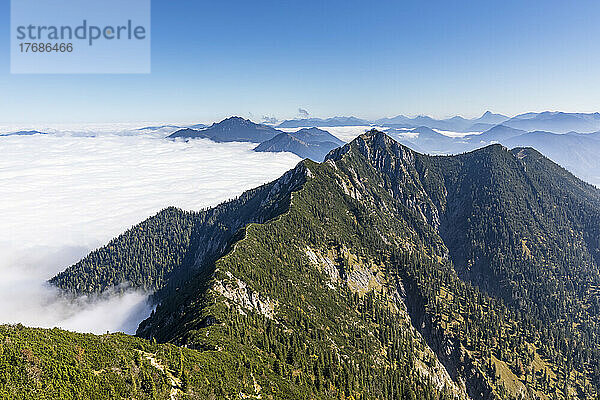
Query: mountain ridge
[[375, 112, 510, 133], [45, 130, 600, 399], [277, 116, 370, 128]]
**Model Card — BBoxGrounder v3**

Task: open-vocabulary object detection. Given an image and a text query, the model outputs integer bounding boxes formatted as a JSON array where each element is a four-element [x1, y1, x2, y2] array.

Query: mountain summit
[[168, 116, 281, 143]]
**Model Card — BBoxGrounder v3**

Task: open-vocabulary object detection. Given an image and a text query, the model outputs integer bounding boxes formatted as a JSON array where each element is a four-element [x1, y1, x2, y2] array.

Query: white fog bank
[[0, 132, 301, 334]]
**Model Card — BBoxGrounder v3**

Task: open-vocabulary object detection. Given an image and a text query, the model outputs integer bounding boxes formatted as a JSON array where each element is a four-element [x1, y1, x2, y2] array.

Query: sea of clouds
[[0, 128, 300, 334]]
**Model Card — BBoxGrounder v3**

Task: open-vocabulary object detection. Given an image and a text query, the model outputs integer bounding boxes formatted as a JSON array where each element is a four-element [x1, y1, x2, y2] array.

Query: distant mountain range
[[275, 110, 558, 133], [254, 127, 344, 161], [277, 111, 600, 134], [169, 117, 344, 161], [6, 110, 600, 139], [8, 111, 600, 185], [391, 123, 600, 186], [375, 111, 509, 132], [502, 111, 600, 133], [388, 126, 464, 153], [163, 113, 600, 185], [277, 116, 370, 128], [137, 124, 206, 131], [0, 130, 48, 136], [136, 125, 182, 131]]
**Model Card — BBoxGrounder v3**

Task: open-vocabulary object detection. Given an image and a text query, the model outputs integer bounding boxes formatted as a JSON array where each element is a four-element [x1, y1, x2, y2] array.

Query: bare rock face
[[213, 271, 277, 319]]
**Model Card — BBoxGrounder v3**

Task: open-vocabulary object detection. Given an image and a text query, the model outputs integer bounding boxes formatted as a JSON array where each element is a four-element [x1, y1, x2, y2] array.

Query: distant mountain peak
[[447, 115, 468, 121], [254, 127, 344, 161], [480, 110, 505, 117], [169, 116, 280, 143], [472, 111, 509, 125], [211, 116, 261, 129], [1, 130, 48, 136], [219, 116, 251, 124]]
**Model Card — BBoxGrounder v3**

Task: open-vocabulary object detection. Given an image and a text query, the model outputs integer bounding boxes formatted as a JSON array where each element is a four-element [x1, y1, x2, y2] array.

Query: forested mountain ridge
[[26, 130, 600, 398], [0, 324, 312, 399], [349, 135, 600, 319], [331, 134, 600, 364], [49, 207, 198, 294], [50, 163, 309, 302]]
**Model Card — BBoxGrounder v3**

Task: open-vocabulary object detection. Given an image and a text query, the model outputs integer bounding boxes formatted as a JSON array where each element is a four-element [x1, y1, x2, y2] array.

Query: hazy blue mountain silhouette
[[277, 116, 370, 128], [254, 127, 343, 161], [169, 117, 280, 143]]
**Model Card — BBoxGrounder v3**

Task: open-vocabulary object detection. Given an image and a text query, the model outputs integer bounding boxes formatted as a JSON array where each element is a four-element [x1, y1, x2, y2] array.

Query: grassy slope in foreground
[[0, 324, 310, 400]]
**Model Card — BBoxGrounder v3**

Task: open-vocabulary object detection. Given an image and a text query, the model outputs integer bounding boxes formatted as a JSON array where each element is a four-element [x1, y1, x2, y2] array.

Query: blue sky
[[1, 0, 600, 124]]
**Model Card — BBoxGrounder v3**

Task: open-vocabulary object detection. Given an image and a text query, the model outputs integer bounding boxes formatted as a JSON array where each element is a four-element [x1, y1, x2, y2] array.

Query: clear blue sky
[[1, 0, 600, 124]]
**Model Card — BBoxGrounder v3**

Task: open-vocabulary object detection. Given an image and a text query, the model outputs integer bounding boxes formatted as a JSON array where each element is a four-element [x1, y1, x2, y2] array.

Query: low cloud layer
[[0, 131, 300, 333]]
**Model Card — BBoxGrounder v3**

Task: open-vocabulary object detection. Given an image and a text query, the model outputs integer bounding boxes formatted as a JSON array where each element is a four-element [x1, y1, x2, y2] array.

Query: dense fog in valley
[[1, 120, 598, 335], [0, 128, 300, 333]]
